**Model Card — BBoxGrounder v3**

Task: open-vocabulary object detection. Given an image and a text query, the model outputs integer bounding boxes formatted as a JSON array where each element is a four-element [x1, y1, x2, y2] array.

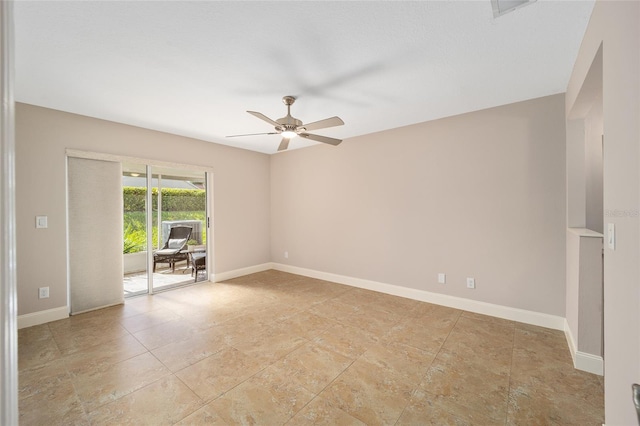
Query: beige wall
[[565, 0, 640, 423], [271, 94, 566, 316], [566, 229, 603, 358], [565, 231, 580, 340], [16, 103, 271, 316], [576, 234, 603, 357], [585, 99, 603, 234], [566, 118, 587, 228]]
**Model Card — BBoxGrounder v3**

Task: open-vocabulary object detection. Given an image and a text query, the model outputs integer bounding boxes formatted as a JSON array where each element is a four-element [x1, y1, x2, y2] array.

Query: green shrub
[[122, 211, 207, 254], [123, 187, 206, 212], [123, 185, 207, 254], [123, 225, 147, 254]]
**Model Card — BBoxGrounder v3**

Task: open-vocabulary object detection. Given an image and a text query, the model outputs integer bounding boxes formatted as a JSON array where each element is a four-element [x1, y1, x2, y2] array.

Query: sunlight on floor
[[123, 265, 205, 296]]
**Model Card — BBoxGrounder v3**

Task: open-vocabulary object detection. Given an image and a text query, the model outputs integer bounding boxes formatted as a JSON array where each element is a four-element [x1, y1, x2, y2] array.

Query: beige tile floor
[[18, 270, 604, 425]]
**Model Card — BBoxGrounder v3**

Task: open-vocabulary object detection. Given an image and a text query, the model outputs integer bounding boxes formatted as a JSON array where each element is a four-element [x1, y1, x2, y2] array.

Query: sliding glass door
[[151, 166, 207, 292], [122, 163, 208, 297], [122, 164, 149, 296]]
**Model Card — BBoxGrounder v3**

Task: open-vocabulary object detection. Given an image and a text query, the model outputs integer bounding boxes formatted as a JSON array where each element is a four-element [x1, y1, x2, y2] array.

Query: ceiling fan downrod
[[278, 96, 302, 130]]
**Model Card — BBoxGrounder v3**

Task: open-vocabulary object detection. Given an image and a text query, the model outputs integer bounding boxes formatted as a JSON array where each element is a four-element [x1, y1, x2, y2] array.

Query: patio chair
[[153, 225, 192, 272], [189, 251, 207, 282]]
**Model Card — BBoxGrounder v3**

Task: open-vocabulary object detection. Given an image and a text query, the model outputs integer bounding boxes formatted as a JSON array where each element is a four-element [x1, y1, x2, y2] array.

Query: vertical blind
[[68, 157, 123, 314]]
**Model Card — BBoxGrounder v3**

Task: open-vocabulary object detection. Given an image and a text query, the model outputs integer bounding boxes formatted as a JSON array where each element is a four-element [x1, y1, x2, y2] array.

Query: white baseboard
[[17, 263, 274, 328], [564, 320, 604, 376], [213, 263, 273, 283], [18, 306, 69, 329], [575, 351, 604, 376], [20, 264, 603, 377], [272, 263, 565, 331], [71, 301, 124, 316], [564, 319, 578, 360]]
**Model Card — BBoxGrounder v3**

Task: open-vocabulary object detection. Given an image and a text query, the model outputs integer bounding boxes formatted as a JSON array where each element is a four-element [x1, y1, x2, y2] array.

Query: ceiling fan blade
[[299, 133, 342, 146], [247, 111, 280, 127], [302, 116, 344, 132], [226, 132, 279, 138], [277, 138, 290, 152]]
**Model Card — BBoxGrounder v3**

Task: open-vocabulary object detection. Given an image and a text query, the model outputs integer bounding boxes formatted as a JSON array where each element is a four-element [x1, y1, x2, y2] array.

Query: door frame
[[66, 149, 214, 296]]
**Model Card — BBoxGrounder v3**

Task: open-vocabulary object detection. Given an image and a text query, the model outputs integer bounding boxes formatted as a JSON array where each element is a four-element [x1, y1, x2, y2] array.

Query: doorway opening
[[565, 44, 604, 375], [122, 163, 209, 297]]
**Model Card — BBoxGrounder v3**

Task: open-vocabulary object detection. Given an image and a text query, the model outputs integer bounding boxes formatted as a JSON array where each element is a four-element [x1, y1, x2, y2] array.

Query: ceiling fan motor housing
[[276, 118, 304, 132]]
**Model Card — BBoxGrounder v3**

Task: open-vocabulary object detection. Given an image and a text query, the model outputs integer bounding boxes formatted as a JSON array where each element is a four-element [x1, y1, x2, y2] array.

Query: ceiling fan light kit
[[227, 96, 344, 152]]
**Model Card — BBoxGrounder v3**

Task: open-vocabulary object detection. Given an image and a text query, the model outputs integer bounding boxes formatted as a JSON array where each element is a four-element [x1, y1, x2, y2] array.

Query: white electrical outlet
[[38, 287, 50, 299], [36, 215, 48, 229], [466, 278, 475, 289], [284, 251, 289, 259], [438, 273, 446, 284]]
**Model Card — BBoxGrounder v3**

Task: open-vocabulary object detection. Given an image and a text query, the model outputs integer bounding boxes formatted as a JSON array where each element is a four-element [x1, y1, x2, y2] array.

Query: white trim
[[17, 306, 69, 329], [272, 263, 566, 330], [146, 165, 154, 295], [213, 263, 273, 283], [65, 149, 215, 175], [0, 2, 18, 423], [205, 171, 214, 283], [66, 152, 216, 297], [564, 319, 604, 376], [20, 264, 605, 378], [564, 319, 578, 360], [574, 351, 604, 376], [70, 302, 123, 317], [18, 264, 572, 335], [64, 156, 71, 311]]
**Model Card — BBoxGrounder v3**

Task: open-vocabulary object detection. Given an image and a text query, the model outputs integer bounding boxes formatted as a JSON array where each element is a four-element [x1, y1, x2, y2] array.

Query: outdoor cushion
[[167, 238, 187, 249], [155, 249, 177, 255]]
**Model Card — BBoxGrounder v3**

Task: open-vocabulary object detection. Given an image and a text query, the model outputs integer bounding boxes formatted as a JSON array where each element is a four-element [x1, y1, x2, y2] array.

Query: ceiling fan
[[227, 96, 344, 152]]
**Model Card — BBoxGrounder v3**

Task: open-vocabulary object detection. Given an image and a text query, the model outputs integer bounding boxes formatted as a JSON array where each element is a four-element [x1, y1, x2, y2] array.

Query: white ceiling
[[14, 1, 594, 154]]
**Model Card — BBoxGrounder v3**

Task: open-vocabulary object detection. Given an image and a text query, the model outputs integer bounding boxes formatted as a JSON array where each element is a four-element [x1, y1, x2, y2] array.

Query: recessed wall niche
[[565, 43, 604, 374], [567, 44, 603, 232]]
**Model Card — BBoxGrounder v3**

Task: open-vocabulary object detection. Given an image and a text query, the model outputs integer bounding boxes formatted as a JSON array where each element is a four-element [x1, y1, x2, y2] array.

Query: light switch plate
[[438, 273, 446, 284], [607, 223, 615, 250], [36, 216, 48, 229]]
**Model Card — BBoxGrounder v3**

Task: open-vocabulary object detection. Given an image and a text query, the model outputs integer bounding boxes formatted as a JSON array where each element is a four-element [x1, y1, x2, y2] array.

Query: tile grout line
[[174, 306, 316, 418], [18, 271, 604, 424], [169, 373, 209, 425], [222, 319, 347, 423], [283, 288, 394, 424], [504, 324, 517, 426], [282, 351, 360, 425], [77, 351, 174, 418], [392, 346, 440, 425], [47, 322, 92, 424], [386, 304, 443, 426], [397, 309, 465, 424], [64, 316, 173, 419], [48, 321, 137, 423]]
